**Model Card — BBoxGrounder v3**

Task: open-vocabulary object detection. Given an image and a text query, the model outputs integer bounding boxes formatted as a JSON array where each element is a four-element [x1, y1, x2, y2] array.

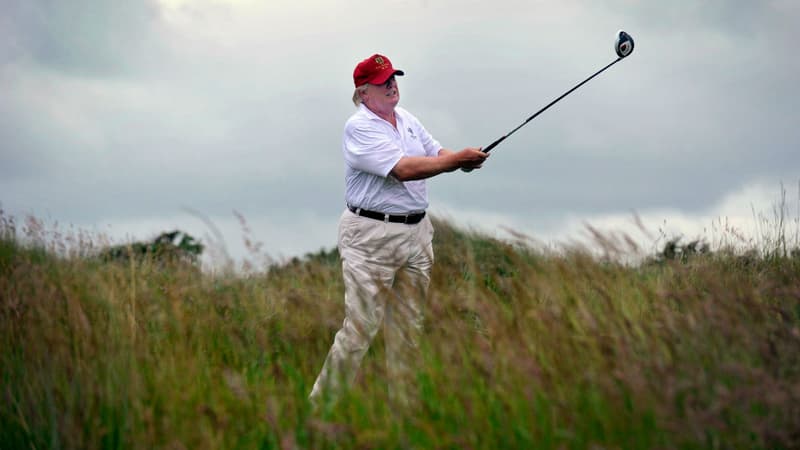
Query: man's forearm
[[390, 154, 458, 181]]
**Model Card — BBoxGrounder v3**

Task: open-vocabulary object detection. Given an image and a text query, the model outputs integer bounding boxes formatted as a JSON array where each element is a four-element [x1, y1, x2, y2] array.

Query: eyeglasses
[[380, 76, 396, 89]]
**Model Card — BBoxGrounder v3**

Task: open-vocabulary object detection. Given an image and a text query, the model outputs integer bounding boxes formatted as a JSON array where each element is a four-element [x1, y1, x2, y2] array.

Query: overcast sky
[[2, 0, 798, 267]]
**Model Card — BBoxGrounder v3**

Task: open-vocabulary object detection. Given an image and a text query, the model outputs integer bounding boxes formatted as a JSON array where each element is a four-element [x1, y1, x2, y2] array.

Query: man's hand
[[392, 147, 489, 181], [439, 147, 488, 173], [455, 147, 488, 170], [439, 147, 489, 172]]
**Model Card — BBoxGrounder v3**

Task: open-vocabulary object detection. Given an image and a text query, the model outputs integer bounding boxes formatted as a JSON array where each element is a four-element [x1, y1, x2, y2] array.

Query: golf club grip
[[483, 136, 507, 153], [462, 136, 504, 173]]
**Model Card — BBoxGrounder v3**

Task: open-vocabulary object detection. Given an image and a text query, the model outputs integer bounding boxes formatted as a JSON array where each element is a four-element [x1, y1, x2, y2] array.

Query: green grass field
[[1, 213, 799, 449]]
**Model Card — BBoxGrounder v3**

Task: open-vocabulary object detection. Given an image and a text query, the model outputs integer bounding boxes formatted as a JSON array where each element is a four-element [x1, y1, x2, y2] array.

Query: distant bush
[[651, 237, 710, 263], [99, 230, 204, 266]]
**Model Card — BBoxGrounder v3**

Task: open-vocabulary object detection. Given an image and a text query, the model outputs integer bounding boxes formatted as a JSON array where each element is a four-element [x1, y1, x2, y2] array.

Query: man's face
[[364, 75, 399, 113]]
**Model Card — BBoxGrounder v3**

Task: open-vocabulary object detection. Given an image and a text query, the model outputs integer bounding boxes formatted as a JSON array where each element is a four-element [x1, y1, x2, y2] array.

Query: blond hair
[[351, 84, 369, 106]]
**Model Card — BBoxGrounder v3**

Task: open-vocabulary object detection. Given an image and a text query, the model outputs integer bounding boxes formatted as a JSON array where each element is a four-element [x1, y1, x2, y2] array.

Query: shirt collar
[[358, 103, 401, 125]]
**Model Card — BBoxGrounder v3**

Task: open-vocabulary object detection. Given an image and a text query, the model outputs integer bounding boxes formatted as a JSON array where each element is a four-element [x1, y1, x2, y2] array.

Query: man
[[309, 53, 488, 409]]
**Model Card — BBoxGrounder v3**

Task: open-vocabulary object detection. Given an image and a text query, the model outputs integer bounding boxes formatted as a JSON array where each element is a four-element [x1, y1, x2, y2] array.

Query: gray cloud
[[2, 0, 798, 259], [1, 0, 163, 76]]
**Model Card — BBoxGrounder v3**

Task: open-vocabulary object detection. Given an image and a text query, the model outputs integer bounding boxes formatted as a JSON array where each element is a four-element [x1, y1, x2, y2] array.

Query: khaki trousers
[[309, 209, 434, 407]]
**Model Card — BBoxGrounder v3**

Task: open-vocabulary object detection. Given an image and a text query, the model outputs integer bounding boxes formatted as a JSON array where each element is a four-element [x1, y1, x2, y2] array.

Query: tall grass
[[1, 210, 799, 449]]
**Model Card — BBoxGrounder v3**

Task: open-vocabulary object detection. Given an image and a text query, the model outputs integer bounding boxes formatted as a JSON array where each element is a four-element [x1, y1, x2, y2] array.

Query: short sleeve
[[343, 122, 403, 177], [406, 111, 441, 157]]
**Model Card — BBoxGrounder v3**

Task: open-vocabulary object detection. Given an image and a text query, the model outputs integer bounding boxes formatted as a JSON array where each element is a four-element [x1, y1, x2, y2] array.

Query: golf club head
[[615, 30, 634, 58]]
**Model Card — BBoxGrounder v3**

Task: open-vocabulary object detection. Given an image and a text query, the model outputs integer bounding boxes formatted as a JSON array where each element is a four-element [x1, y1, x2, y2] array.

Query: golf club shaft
[[482, 56, 623, 153]]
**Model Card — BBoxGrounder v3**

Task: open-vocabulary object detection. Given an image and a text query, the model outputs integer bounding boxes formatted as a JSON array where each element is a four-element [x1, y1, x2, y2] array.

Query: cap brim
[[372, 69, 404, 85]]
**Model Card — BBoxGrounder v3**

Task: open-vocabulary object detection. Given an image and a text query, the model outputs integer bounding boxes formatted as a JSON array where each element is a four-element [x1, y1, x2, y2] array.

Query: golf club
[[465, 30, 634, 169]]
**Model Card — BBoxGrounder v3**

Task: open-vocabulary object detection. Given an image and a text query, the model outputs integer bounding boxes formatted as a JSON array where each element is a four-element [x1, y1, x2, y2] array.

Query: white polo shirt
[[343, 104, 442, 214]]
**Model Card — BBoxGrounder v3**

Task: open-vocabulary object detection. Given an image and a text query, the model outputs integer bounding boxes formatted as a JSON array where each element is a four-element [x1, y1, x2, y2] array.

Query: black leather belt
[[348, 205, 426, 224]]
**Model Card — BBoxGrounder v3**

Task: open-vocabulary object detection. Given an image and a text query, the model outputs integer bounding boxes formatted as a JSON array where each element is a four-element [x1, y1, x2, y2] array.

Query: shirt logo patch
[[407, 127, 417, 140]]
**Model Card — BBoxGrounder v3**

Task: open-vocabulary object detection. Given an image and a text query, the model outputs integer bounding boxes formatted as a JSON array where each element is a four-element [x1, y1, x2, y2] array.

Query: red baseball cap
[[353, 54, 405, 87]]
